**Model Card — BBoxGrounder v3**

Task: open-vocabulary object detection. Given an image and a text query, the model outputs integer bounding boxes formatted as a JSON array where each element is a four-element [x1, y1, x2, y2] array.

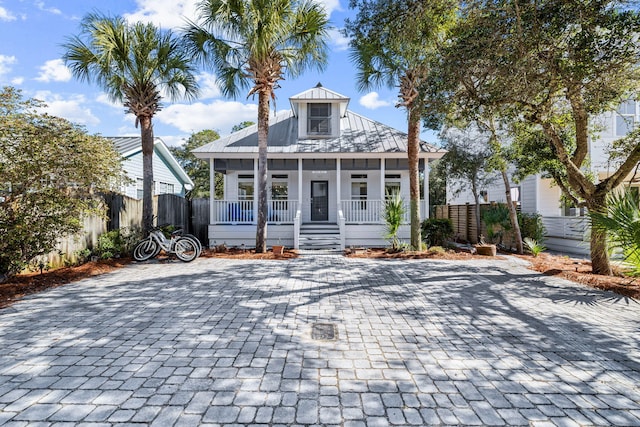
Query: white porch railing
[[293, 209, 301, 249], [542, 216, 589, 240], [341, 199, 430, 224], [212, 200, 298, 223], [341, 200, 384, 223]]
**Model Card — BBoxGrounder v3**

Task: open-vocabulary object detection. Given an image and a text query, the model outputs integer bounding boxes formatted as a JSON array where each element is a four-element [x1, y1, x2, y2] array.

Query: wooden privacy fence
[[434, 203, 519, 247], [47, 194, 210, 266]]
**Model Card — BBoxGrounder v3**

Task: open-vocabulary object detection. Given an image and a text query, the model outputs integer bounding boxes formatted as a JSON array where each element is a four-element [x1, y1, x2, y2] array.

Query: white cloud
[[35, 1, 61, 15], [124, 0, 198, 29], [35, 59, 72, 83], [197, 72, 221, 100], [157, 100, 258, 135], [359, 92, 392, 110], [0, 6, 16, 21], [328, 28, 349, 52], [96, 93, 123, 109], [316, 0, 342, 16], [0, 54, 16, 77], [11, 76, 24, 85], [34, 91, 100, 126], [124, 0, 340, 30], [160, 135, 189, 147]]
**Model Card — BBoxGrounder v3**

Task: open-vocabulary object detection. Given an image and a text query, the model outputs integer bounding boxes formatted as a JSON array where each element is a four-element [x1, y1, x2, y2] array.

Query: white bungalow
[[193, 84, 445, 250]]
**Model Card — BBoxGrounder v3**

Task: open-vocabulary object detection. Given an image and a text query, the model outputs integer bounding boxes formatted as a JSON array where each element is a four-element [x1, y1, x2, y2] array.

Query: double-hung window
[[384, 174, 401, 199], [351, 174, 367, 209], [308, 103, 331, 136], [616, 99, 637, 136], [136, 178, 144, 199], [237, 174, 254, 201], [271, 174, 289, 211]]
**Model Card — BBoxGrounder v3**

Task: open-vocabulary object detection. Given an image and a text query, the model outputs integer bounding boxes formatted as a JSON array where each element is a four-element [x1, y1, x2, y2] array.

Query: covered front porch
[[207, 156, 433, 250]]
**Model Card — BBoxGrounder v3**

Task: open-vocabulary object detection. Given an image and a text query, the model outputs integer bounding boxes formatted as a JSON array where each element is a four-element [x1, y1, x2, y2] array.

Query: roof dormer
[[289, 83, 350, 139]]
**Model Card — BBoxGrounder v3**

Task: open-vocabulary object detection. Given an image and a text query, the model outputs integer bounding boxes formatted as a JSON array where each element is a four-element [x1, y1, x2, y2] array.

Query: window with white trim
[[616, 99, 637, 136], [308, 103, 331, 135], [384, 174, 401, 199], [271, 174, 288, 201], [136, 178, 144, 199], [351, 174, 367, 209], [238, 174, 254, 200]]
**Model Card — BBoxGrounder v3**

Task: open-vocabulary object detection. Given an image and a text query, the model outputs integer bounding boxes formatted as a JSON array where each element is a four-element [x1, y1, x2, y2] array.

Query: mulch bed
[[200, 247, 299, 260], [519, 253, 640, 299], [0, 258, 130, 309]]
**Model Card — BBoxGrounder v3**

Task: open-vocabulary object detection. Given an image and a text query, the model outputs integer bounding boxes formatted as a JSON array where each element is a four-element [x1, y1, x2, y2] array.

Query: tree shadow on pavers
[[393, 262, 640, 411]]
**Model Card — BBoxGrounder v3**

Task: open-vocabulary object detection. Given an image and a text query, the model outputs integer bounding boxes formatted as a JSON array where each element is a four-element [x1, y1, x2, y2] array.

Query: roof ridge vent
[[315, 82, 323, 88]]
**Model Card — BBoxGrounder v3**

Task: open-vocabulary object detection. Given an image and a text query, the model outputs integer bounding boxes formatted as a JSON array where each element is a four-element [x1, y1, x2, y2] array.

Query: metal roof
[[289, 84, 350, 102], [193, 105, 444, 158], [109, 136, 143, 157]]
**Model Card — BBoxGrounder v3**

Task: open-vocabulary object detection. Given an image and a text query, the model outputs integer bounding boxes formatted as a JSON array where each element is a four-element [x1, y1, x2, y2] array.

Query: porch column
[[380, 158, 385, 200], [336, 159, 341, 212], [209, 158, 215, 223], [253, 158, 258, 224], [424, 158, 430, 218], [298, 158, 303, 208]]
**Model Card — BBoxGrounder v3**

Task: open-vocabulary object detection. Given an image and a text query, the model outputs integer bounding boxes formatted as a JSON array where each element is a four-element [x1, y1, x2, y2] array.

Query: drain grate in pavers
[[311, 322, 337, 340]]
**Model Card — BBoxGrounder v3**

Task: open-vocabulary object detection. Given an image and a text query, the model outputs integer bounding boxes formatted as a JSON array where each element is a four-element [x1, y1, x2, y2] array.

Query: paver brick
[[0, 255, 638, 427]]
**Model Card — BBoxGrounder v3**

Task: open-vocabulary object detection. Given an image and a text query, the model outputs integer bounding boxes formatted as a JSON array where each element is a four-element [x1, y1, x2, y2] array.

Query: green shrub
[[518, 212, 546, 242], [96, 230, 123, 259], [590, 189, 640, 276], [482, 203, 511, 244], [95, 227, 142, 259], [523, 237, 546, 257], [383, 190, 406, 251], [421, 218, 454, 247]]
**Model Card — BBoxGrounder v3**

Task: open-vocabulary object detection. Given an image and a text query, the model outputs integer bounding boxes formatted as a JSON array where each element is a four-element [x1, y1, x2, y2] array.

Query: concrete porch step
[[299, 223, 341, 250]]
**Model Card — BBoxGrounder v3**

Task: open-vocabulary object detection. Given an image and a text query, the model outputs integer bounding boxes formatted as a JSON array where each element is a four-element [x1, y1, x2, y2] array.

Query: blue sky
[[0, 0, 438, 147]]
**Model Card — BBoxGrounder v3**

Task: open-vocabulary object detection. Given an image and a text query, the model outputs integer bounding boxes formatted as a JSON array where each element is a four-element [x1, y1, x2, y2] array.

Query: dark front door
[[311, 181, 329, 221]]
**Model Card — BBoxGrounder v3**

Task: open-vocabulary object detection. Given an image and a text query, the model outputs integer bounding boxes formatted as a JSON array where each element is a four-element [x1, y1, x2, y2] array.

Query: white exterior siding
[[520, 175, 538, 214], [538, 178, 562, 216], [121, 151, 188, 199]]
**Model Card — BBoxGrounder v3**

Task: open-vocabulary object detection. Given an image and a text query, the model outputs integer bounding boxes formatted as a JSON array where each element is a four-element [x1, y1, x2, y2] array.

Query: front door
[[311, 181, 329, 221]]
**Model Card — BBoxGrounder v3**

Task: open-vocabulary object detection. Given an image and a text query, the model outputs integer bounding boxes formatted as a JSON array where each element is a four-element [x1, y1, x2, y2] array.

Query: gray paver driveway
[[0, 253, 639, 426]]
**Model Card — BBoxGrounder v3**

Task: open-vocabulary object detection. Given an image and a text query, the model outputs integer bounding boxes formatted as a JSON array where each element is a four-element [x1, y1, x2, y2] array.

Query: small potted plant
[[272, 239, 284, 255], [475, 235, 497, 256]]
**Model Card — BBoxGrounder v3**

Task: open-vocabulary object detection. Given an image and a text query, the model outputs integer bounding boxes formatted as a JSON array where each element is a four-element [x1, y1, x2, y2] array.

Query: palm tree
[[63, 13, 199, 233], [184, 0, 329, 253], [346, 0, 455, 250]]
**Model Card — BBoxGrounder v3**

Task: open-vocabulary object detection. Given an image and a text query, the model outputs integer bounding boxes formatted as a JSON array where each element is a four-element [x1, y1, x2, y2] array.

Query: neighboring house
[[108, 137, 194, 199], [193, 84, 445, 250], [447, 104, 640, 255]]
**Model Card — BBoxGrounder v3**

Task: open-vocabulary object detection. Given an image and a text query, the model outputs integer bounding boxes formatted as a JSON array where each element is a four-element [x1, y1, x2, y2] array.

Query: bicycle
[[133, 226, 199, 262]]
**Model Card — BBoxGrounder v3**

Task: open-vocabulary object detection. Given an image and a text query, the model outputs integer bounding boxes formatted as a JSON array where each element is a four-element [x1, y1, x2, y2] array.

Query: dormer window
[[308, 103, 331, 135]]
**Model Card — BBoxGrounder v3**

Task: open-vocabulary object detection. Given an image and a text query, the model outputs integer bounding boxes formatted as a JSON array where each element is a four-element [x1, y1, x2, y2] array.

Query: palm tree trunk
[[588, 193, 612, 275], [140, 116, 154, 234], [407, 107, 421, 250], [255, 91, 270, 253], [500, 168, 524, 254]]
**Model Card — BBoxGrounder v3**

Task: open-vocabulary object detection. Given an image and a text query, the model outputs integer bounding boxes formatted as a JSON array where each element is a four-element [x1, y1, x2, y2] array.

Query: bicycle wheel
[[174, 237, 198, 262], [134, 239, 158, 261], [172, 231, 202, 256], [180, 234, 202, 256]]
